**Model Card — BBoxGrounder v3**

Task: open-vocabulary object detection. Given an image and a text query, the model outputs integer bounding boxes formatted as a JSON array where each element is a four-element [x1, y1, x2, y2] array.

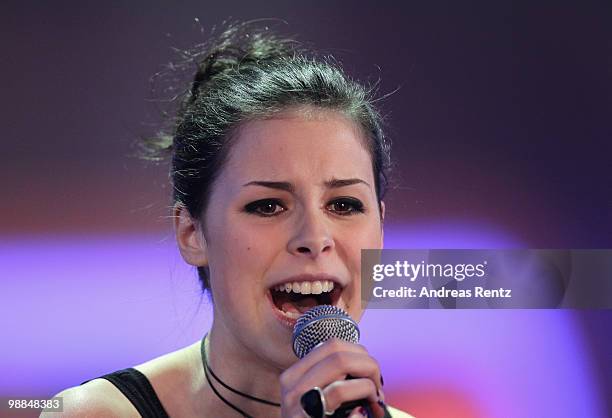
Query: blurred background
[[1, 1, 611, 417]]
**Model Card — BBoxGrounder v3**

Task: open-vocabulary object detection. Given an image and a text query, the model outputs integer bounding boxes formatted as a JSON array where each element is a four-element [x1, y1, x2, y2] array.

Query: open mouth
[[269, 280, 343, 321]]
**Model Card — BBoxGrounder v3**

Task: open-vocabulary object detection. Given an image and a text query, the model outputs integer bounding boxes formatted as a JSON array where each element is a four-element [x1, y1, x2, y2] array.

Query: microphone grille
[[292, 305, 360, 359]]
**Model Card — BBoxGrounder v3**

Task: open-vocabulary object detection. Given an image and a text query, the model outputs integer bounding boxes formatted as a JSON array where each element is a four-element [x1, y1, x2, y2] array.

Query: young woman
[[50, 23, 413, 418]]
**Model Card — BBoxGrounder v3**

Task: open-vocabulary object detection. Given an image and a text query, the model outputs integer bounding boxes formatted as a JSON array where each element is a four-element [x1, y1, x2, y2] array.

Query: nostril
[[297, 247, 310, 253]]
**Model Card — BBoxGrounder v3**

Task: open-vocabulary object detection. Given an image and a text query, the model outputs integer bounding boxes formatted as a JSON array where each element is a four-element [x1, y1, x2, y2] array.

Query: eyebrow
[[324, 178, 371, 189], [242, 178, 371, 192], [242, 181, 295, 193]]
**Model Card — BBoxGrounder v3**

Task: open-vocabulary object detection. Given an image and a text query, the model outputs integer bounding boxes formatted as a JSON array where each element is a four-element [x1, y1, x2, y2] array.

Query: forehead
[[221, 110, 374, 184]]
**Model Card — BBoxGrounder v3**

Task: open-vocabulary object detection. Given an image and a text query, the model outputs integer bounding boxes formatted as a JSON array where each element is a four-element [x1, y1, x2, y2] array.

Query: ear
[[174, 203, 208, 267]]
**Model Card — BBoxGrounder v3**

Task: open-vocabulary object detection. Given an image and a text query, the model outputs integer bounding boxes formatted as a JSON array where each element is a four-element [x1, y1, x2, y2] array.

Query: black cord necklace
[[201, 335, 281, 417]]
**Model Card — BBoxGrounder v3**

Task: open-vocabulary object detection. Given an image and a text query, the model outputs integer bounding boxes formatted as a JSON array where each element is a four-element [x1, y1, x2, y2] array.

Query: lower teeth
[[282, 311, 300, 319], [273, 290, 333, 320]]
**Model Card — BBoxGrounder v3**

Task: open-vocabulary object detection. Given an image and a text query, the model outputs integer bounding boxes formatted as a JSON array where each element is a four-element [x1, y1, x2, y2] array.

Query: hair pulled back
[[146, 22, 391, 292]]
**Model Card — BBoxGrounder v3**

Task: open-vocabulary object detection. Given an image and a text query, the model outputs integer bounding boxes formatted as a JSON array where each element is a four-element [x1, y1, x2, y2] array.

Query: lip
[[267, 273, 346, 329]]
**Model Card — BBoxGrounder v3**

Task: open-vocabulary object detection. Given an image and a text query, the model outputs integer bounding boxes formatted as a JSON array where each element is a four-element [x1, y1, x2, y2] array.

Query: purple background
[[1, 1, 611, 417]]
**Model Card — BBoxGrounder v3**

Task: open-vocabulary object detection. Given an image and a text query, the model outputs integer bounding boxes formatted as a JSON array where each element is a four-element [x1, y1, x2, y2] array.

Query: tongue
[[281, 296, 319, 314]]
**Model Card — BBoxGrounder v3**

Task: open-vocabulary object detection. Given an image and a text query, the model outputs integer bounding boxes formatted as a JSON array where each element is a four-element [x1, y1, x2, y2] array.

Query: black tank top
[[85, 367, 393, 418], [82, 368, 170, 418]]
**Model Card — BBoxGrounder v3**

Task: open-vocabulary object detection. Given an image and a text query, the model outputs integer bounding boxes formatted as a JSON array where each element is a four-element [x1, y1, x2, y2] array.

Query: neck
[[200, 320, 284, 418]]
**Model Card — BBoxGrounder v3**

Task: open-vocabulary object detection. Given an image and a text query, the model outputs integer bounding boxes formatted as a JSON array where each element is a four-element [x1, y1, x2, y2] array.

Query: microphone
[[292, 305, 373, 418]]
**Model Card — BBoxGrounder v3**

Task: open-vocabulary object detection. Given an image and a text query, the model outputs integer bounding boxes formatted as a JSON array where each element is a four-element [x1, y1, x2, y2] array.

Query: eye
[[327, 197, 365, 216], [244, 199, 286, 217]]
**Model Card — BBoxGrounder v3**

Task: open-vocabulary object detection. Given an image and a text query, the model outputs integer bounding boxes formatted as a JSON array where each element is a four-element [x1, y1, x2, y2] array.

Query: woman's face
[[202, 109, 384, 368]]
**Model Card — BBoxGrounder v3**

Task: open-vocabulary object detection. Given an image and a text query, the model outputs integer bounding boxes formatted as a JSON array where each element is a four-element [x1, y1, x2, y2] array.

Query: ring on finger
[[300, 386, 336, 417]]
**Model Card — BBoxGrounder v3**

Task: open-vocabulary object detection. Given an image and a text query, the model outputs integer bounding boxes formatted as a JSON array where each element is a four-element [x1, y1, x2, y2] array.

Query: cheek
[[209, 223, 283, 286], [345, 221, 383, 254], [338, 224, 382, 282]]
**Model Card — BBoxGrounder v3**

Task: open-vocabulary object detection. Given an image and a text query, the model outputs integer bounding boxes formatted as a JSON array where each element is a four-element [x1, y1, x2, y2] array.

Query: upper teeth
[[273, 280, 335, 295]]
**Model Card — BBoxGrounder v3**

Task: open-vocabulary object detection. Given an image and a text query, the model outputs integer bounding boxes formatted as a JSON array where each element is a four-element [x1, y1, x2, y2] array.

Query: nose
[[287, 209, 335, 258]]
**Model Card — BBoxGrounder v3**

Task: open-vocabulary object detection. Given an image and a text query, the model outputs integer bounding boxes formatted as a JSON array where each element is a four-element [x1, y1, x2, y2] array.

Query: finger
[[372, 394, 387, 418], [295, 351, 382, 396], [281, 352, 381, 417], [281, 339, 368, 386], [323, 378, 378, 412]]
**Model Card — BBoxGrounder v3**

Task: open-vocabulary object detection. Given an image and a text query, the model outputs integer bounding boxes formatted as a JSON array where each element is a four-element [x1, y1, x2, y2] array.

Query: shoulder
[[43, 341, 202, 417], [41, 378, 139, 417], [387, 405, 416, 418], [131, 340, 203, 414]]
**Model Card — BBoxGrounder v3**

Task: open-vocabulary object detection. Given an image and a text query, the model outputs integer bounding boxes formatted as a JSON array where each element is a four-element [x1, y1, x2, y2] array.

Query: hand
[[279, 338, 386, 418]]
